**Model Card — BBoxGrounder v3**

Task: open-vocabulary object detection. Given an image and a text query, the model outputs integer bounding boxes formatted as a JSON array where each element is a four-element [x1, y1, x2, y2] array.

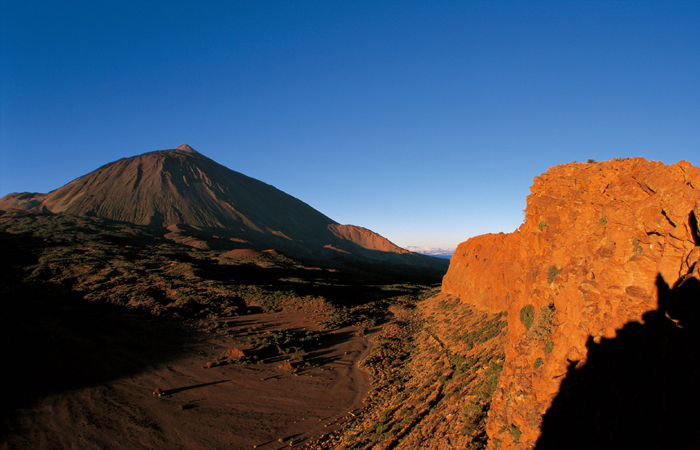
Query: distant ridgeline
[[0, 144, 448, 277]]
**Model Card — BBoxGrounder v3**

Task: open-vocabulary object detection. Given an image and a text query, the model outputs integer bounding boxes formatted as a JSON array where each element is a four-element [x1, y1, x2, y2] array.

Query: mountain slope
[[35, 144, 331, 239], [0, 144, 447, 273]]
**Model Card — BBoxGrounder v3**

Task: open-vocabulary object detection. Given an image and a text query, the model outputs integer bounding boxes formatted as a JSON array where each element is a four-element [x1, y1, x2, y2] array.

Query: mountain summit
[[175, 143, 197, 153], [0, 145, 446, 273]]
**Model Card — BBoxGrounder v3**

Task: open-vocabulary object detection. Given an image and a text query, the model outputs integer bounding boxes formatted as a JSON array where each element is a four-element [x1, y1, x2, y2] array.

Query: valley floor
[[1, 213, 504, 450], [1, 308, 373, 450], [1, 292, 507, 450]]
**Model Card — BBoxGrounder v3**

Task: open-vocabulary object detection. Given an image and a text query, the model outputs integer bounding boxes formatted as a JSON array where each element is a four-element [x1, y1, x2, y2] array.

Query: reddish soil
[[1, 307, 372, 450], [223, 248, 262, 258], [0, 204, 444, 449]]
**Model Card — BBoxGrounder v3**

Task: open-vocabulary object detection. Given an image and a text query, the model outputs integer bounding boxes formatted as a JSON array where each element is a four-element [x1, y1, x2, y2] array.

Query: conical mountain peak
[[0, 145, 448, 273], [175, 143, 197, 153]]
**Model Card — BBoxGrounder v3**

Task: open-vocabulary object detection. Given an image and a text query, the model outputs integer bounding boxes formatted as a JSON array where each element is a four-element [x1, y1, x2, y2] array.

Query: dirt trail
[[255, 328, 374, 450], [1, 310, 373, 450]]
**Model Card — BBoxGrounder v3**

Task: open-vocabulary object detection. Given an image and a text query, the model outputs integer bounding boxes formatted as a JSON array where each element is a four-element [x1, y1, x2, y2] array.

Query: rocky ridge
[[442, 157, 700, 448]]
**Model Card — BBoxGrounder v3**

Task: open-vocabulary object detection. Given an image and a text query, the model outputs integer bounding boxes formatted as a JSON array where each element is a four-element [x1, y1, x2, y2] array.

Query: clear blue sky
[[1, 1, 698, 250]]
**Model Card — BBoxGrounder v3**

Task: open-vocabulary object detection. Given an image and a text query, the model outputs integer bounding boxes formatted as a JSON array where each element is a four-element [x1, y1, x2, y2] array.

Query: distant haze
[[404, 246, 455, 260]]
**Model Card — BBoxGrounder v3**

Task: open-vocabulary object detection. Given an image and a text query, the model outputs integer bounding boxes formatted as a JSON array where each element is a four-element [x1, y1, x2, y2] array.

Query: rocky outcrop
[[442, 158, 700, 448]]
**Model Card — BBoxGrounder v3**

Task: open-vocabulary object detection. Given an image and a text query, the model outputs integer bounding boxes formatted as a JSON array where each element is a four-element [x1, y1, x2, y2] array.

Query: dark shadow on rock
[[689, 211, 700, 246], [536, 274, 700, 449]]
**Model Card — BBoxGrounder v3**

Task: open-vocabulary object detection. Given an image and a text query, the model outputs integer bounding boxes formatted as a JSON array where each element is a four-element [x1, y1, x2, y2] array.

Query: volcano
[[0, 144, 446, 273]]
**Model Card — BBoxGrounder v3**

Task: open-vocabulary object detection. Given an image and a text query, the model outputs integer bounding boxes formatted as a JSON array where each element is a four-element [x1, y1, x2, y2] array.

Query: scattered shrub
[[534, 358, 543, 370], [544, 340, 555, 355], [633, 237, 644, 256], [533, 304, 556, 341], [520, 304, 535, 330], [538, 221, 548, 231], [587, 158, 597, 163], [480, 362, 504, 399], [599, 216, 607, 225], [511, 425, 522, 442], [462, 315, 508, 347], [460, 402, 483, 419]]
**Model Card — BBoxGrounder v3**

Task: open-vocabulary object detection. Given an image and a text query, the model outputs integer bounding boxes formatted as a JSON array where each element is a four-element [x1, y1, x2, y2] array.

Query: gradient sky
[[1, 1, 698, 251]]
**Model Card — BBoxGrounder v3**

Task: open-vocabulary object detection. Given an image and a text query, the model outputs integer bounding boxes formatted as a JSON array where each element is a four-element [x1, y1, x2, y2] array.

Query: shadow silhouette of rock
[[536, 274, 700, 449]]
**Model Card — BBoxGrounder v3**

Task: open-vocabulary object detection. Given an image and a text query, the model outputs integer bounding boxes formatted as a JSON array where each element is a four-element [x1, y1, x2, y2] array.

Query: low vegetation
[[520, 304, 535, 330], [310, 295, 509, 450], [1, 212, 436, 325], [632, 237, 644, 256], [532, 304, 556, 343]]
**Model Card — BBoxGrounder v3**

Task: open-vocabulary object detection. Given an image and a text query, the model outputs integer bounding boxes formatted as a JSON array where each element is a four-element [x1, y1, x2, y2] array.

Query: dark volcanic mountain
[[1, 144, 446, 273]]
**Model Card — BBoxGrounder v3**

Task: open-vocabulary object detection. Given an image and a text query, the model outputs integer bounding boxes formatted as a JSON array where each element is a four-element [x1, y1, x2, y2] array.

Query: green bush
[[534, 358, 543, 370], [460, 402, 483, 419], [511, 425, 522, 442], [538, 221, 548, 231], [520, 304, 535, 330], [599, 216, 607, 225], [480, 362, 504, 399], [544, 340, 555, 355]]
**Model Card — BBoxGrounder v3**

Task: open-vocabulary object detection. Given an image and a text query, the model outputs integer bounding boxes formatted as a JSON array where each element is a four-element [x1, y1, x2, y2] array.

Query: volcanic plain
[[7, 147, 696, 449], [1, 145, 479, 450]]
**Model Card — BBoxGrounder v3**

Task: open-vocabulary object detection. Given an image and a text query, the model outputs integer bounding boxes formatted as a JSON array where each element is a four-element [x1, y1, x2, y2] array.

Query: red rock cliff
[[442, 157, 700, 448]]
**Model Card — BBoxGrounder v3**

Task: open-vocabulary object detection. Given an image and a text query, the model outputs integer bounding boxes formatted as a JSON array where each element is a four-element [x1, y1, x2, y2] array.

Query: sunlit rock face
[[442, 157, 700, 448]]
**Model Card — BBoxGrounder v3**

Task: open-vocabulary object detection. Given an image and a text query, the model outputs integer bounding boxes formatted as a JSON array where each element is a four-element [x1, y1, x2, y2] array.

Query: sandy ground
[[1, 305, 373, 450]]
